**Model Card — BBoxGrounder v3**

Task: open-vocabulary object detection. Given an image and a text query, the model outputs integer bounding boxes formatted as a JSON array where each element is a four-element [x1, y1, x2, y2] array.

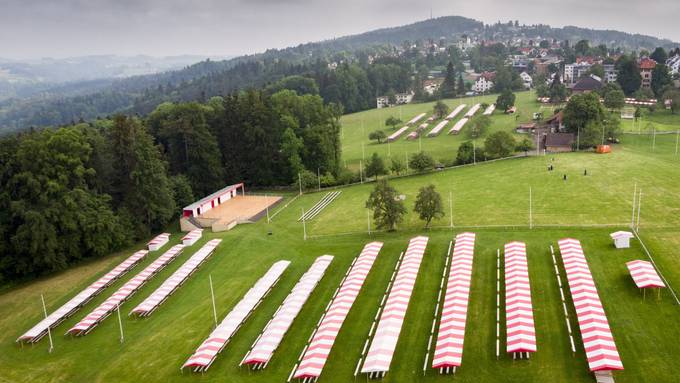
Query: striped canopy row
[[407, 113, 426, 125], [626, 260, 665, 289], [432, 232, 476, 369], [558, 238, 623, 372], [66, 245, 185, 336], [445, 104, 466, 120], [130, 239, 222, 317], [182, 229, 203, 246], [387, 125, 411, 142], [16, 250, 148, 343], [464, 103, 481, 118], [148, 233, 170, 251], [361, 236, 429, 374], [293, 242, 383, 380], [427, 119, 450, 137], [182, 260, 290, 372], [448, 118, 469, 135], [504, 241, 537, 354], [242, 255, 333, 367], [483, 104, 496, 115]]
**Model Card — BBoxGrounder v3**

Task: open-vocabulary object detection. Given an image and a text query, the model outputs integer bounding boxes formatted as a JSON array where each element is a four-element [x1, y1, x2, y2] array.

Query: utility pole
[[449, 191, 454, 228], [117, 305, 124, 343], [298, 172, 302, 196], [529, 187, 533, 229], [209, 274, 218, 328], [359, 160, 364, 184], [302, 208, 307, 240], [631, 183, 637, 229], [41, 294, 53, 353]]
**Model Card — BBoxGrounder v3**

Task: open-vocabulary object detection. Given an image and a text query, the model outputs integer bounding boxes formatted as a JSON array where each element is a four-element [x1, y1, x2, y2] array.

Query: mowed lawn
[[340, 91, 552, 169], [1, 135, 679, 382]]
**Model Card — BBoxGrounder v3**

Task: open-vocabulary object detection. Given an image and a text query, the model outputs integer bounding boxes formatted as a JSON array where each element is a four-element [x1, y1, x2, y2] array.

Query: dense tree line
[[0, 89, 341, 282]]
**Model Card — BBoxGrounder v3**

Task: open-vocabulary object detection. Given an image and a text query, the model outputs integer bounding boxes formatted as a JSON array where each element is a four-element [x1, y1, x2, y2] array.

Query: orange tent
[[596, 145, 611, 154]]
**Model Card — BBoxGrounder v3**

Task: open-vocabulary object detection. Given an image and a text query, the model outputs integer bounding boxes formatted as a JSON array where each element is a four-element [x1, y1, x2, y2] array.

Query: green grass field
[[1, 98, 680, 383]]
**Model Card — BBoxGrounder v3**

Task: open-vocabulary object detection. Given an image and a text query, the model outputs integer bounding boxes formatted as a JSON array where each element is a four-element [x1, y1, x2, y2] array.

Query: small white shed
[[610, 231, 634, 249]]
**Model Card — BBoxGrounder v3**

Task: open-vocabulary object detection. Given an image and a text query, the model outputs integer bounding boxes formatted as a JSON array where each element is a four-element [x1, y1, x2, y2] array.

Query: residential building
[[473, 72, 496, 93], [571, 75, 603, 94], [564, 62, 592, 84], [639, 57, 657, 89], [376, 92, 414, 108], [544, 133, 575, 152], [520, 72, 533, 89], [666, 54, 680, 75], [603, 64, 618, 83]]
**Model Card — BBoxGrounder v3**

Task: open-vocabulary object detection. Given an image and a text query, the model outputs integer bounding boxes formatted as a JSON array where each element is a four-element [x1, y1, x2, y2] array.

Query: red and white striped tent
[[445, 104, 466, 120], [387, 126, 411, 142], [182, 260, 290, 372], [130, 239, 222, 317], [242, 255, 333, 369], [427, 120, 449, 137], [558, 239, 624, 372], [483, 104, 496, 115], [464, 103, 481, 118], [182, 229, 203, 246], [16, 250, 148, 343], [626, 260, 665, 289], [293, 242, 383, 380], [407, 113, 427, 125], [148, 233, 170, 251], [504, 241, 536, 356], [361, 236, 429, 377], [432, 232, 475, 372], [66, 245, 184, 336], [448, 118, 469, 135], [416, 122, 429, 132], [406, 131, 419, 140]]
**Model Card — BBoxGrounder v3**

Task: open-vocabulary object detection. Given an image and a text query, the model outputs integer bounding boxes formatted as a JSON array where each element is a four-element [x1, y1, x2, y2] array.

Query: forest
[[0, 89, 341, 283]]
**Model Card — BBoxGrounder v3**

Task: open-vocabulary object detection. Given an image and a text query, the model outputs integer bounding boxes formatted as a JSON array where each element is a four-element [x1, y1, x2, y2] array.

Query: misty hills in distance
[[0, 55, 230, 101], [0, 15, 678, 133]]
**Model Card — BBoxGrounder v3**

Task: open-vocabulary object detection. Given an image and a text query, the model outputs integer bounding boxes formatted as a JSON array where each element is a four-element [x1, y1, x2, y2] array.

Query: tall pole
[[636, 189, 642, 230], [577, 126, 580, 151], [536, 133, 540, 156], [449, 191, 454, 228], [362, 142, 365, 164], [601, 124, 606, 146], [209, 274, 218, 328], [359, 160, 364, 184], [652, 127, 656, 151], [317, 167, 321, 191], [473, 140, 476, 165], [302, 208, 307, 240], [405, 152, 409, 172], [676, 130, 680, 156], [117, 305, 124, 343], [631, 183, 637, 229], [529, 187, 533, 229], [298, 173, 302, 196], [266, 194, 270, 223], [41, 294, 53, 353], [367, 210, 371, 235]]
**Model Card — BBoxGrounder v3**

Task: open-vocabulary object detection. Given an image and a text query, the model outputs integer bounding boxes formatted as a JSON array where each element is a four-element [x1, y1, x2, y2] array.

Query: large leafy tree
[[147, 102, 225, 196], [414, 184, 444, 228], [2, 128, 126, 278], [496, 89, 516, 111], [563, 92, 606, 134], [108, 115, 175, 236], [365, 153, 387, 180], [616, 55, 642, 96], [440, 61, 457, 98], [409, 151, 435, 172], [602, 83, 626, 110], [433, 101, 450, 119], [651, 64, 672, 98], [650, 47, 668, 65], [484, 131, 516, 159], [365, 180, 406, 231]]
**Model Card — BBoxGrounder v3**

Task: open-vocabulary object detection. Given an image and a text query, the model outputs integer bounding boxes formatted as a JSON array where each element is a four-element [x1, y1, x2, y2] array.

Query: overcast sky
[[1, 0, 678, 59]]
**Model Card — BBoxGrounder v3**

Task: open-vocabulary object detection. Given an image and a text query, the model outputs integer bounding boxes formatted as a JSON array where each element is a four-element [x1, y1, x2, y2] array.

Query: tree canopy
[[366, 180, 406, 231], [413, 184, 445, 228]]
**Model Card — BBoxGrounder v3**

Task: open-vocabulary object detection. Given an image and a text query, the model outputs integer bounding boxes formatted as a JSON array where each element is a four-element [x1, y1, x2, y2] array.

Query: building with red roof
[[639, 57, 657, 89]]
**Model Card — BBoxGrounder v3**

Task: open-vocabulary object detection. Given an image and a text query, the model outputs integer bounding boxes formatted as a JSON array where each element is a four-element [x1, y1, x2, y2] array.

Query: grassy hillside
[[1, 130, 679, 382]]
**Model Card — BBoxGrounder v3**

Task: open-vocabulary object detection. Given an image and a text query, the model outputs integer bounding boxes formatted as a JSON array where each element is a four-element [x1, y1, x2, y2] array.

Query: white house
[[667, 54, 680, 75], [473, 72, 495, 93], [376, 92, 414, 108], [520, 72, 533, 89], [603, 64, 618, 83], [564, 62, 592, 84]]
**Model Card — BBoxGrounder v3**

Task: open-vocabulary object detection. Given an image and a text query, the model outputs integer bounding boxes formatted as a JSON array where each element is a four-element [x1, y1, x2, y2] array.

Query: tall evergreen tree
[[440, 61, 457, 98]]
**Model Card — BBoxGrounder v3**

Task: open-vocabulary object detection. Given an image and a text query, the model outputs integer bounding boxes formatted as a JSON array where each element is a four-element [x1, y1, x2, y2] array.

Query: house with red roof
[[639, 57, 657, 89]]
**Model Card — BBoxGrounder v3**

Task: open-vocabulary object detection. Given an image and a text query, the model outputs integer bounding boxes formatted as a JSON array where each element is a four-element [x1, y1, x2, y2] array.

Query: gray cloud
[[0, 0, 678, 59]]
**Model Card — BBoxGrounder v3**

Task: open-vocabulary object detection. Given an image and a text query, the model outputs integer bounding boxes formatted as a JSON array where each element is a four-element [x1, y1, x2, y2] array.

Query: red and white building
[[639, 57, 657, 89], [182, 183, 245, 218]]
